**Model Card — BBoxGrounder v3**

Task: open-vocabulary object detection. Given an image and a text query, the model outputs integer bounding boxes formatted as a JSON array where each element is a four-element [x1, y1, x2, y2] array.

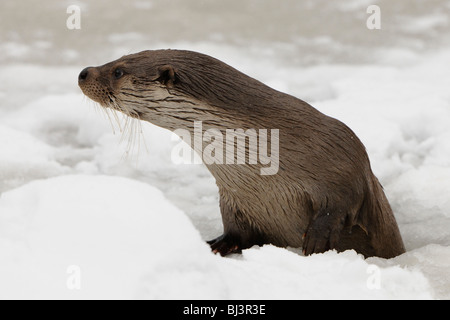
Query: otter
[[78, 49, 405, 259]]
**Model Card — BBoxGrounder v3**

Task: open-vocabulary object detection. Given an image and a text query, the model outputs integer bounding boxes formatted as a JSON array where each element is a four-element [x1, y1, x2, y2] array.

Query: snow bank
[[0, 175, 208, 299], [0, 175, 434, 299]]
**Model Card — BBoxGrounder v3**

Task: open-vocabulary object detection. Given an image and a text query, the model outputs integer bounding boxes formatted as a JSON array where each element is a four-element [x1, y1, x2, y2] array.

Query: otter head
[[78, 50, 183, 123]]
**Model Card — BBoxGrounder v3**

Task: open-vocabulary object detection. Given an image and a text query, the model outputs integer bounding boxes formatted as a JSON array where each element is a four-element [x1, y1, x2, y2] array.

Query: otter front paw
[[207, 234, 242, 256]]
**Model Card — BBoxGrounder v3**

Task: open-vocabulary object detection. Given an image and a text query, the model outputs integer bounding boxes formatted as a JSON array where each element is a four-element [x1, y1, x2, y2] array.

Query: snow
[[0, 176, 434, 300], [1, 0, 450, 300]]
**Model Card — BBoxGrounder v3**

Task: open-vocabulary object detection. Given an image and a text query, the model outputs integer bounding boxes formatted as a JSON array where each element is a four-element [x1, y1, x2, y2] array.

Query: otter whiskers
[[89, 97, 149, 166]]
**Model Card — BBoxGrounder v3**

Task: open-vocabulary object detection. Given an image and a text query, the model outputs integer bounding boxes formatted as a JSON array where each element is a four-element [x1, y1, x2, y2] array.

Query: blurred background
[[1, 0, 449, 65]]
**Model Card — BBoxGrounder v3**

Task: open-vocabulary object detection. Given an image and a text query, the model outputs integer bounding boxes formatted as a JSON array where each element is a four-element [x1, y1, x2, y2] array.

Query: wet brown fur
[[78, 49, 405, 258]]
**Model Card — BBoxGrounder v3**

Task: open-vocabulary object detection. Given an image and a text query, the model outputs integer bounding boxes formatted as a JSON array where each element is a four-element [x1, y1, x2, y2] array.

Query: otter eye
[[113, 68, 124, 79]]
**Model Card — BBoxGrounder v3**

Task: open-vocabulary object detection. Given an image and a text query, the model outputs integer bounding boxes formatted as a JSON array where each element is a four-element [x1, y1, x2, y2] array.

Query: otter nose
[[78, 67, 92, 83]]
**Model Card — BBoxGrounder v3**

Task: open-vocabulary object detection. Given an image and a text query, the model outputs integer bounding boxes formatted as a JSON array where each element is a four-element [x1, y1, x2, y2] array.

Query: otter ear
[[156, 65, 178, 87]]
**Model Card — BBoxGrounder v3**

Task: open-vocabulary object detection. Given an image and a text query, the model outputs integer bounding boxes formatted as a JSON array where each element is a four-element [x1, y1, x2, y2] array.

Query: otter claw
[[208, 235, 242, 256]]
